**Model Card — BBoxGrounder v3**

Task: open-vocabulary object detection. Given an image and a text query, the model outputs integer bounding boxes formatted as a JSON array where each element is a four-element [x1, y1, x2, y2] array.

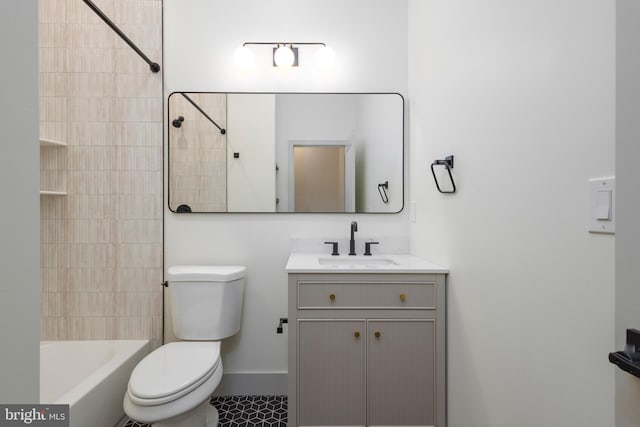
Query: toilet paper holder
[[609, 328, 640, 379]]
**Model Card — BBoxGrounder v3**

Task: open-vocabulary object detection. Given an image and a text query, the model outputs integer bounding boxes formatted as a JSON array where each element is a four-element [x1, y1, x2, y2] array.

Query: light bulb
[[315, 45, 335, 69], [233, 46, 254, 69], [274, 45, 295, 68]]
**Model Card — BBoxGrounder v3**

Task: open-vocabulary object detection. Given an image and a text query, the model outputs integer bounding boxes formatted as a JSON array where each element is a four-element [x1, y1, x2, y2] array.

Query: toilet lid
[[129, 342, 221, 401]]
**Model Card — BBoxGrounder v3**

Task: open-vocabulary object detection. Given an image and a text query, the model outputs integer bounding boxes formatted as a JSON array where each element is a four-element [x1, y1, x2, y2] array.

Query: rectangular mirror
[[168, 92, 404, 213]]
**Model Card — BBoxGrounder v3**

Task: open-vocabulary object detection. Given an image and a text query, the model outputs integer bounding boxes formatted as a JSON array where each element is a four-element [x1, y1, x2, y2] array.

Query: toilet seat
[[127, 341, 221, 406]]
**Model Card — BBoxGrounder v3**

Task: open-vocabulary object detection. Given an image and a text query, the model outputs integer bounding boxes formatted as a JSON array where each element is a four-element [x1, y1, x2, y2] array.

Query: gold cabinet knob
[[400, 293, 406, 302], [374, 331, 381, 338], [329, 293, 336, 301], [354, 331, 360, 338]]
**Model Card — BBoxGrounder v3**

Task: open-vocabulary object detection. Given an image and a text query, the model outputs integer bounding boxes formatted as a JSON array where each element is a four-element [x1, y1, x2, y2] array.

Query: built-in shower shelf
[[40, 190, 67, 196], [40, 138, 67, 147], [40, 137, 67, 196]]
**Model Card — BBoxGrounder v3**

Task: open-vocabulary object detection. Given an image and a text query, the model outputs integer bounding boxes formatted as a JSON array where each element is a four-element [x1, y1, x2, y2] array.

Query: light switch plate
[[588, 177, 615, 234]]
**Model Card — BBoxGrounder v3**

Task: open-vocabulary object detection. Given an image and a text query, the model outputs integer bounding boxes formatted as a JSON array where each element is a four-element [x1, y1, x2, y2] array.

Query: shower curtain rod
[[180, 93, 227, 135], [82, 0, 160, 73]]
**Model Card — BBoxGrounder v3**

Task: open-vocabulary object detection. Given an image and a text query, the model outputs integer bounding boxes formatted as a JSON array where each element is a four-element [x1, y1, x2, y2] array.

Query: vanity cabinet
[[288, 272, 446, 427]]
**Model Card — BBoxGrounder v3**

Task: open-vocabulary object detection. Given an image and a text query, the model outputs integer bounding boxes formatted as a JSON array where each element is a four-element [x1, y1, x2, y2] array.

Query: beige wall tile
[[41, 268, 67, 293], [67, 97, 116, 122], [41, 244, 67, 268], [67, 73, 116, 98], [67, 317, 117, 340], [41, 292, 65, 317], [117, 194, 162, 219], [66, 243, 116, 269], [41, 220, 67, 243], [67, 267, 116, 292], [66, 171, 115, 195], [66, 195, 116, 219], [39, 23, 67, 48], [116, 268, 162, 292], [115, 74, 160, 98], [116, 219, 162, 244], [117, 147, 160, 171], [113, 0, 161, 25], [41, 317, 67, 341], [68, 122, 114, 146], [67, 292, 115, 317], [115, 291, 161, 317], [67, 23, 115, 49], [40, 0, 66, 24], [113, 47, 162, 74], [40, 47, 67, 73], [40, 122, 67, 143], [40, 96, 67, 122], [115, 316, 153, 339], [40, 73, 68, 97], [40, 0, 162, 345], [67, 219, 114, 244], [40, 196, 67, 219], [117, 243, 162, 269], [66, 0, 116, 25], [114, 122, 162, 147]]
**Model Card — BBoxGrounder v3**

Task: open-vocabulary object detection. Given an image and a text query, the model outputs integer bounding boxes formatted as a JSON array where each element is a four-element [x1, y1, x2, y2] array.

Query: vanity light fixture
[[233, 42, 335, 69], [273, 44, 297, 68]]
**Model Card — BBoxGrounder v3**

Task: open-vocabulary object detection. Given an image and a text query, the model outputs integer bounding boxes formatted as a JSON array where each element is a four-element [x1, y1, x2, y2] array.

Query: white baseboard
[[214, 372, 288, 396]]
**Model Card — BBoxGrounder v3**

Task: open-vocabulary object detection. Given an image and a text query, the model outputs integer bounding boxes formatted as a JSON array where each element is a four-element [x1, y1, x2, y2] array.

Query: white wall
[[227, 94, 276, 212], [0, 0, 40, 403], [355, 94, 404, 212], [615, 1, 640, 425], [164, 0, 408, 377], [408, 1, 615, 426]]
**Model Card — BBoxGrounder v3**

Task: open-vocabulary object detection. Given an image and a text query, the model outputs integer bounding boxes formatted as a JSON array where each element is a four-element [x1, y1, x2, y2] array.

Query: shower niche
[[40, 137, 67, 196]]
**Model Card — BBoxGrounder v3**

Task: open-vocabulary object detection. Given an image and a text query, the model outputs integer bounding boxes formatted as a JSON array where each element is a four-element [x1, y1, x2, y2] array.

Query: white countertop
[[286, 252, 449, 274]]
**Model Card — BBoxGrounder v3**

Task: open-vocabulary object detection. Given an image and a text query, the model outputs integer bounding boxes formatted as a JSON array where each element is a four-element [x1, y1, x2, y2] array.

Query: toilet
[[123, 265, 246, 427]]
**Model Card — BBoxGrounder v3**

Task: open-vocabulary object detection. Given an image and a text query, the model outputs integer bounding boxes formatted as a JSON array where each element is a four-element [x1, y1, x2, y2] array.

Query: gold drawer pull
[[374, 331, 381, 338], [400, 293, 406, 302], [329, 293, 336, 301], [354, 331, 360, 338]]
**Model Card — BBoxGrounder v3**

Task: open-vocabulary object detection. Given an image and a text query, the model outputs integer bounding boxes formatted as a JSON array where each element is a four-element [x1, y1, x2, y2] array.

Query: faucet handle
[[364, 241, 379, 256], [324, 241, 340, 256]]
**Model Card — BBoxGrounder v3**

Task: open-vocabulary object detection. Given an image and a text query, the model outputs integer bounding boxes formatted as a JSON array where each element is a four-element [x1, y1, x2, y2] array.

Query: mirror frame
[[167, 91, 405, 214]]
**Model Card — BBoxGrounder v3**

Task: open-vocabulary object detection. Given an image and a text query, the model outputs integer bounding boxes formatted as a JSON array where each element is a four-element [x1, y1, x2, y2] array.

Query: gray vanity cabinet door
[[367, 320, 436, 426], [298, 320, 366, 426]]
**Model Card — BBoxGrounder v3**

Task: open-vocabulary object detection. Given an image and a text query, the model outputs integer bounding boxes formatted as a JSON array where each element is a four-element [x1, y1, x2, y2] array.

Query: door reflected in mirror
[[294, 145, 347, 213], [168, 92, 404, 213]]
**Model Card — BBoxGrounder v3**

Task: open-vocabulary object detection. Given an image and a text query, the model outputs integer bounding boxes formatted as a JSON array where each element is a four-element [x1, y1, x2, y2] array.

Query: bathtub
[[40, 340, 149, 427]]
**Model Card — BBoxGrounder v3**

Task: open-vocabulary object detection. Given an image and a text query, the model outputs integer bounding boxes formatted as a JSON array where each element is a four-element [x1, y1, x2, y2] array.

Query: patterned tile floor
[[124, 395, 287, 427]]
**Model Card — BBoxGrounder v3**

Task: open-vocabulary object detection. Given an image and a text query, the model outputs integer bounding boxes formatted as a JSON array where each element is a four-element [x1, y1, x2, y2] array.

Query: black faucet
[[364, 241, 379, 256], [324, 241, 339, 256], [349, 221, 358, 256]]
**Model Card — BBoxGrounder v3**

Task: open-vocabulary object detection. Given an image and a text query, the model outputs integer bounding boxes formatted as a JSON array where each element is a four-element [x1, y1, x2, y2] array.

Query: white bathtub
[[40, 340, 149, 427]]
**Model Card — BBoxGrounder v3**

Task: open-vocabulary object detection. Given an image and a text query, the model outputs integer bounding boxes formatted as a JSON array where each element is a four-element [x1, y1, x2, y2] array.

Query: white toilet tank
[[168, 265, 246, 340]]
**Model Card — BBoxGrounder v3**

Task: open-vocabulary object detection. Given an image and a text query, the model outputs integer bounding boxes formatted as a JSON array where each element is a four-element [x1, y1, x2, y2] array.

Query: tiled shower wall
[[168, 93, 227, 212], [39, 0, 163, 349]]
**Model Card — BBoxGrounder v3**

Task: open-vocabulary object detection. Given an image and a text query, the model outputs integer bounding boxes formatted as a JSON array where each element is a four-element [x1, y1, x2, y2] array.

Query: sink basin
[[318, 256, 397, 267], [286, 253, 449, 273]]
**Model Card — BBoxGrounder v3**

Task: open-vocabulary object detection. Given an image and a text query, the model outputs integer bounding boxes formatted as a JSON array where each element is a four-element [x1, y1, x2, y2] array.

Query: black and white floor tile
[[124, 395, 287, 427]]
